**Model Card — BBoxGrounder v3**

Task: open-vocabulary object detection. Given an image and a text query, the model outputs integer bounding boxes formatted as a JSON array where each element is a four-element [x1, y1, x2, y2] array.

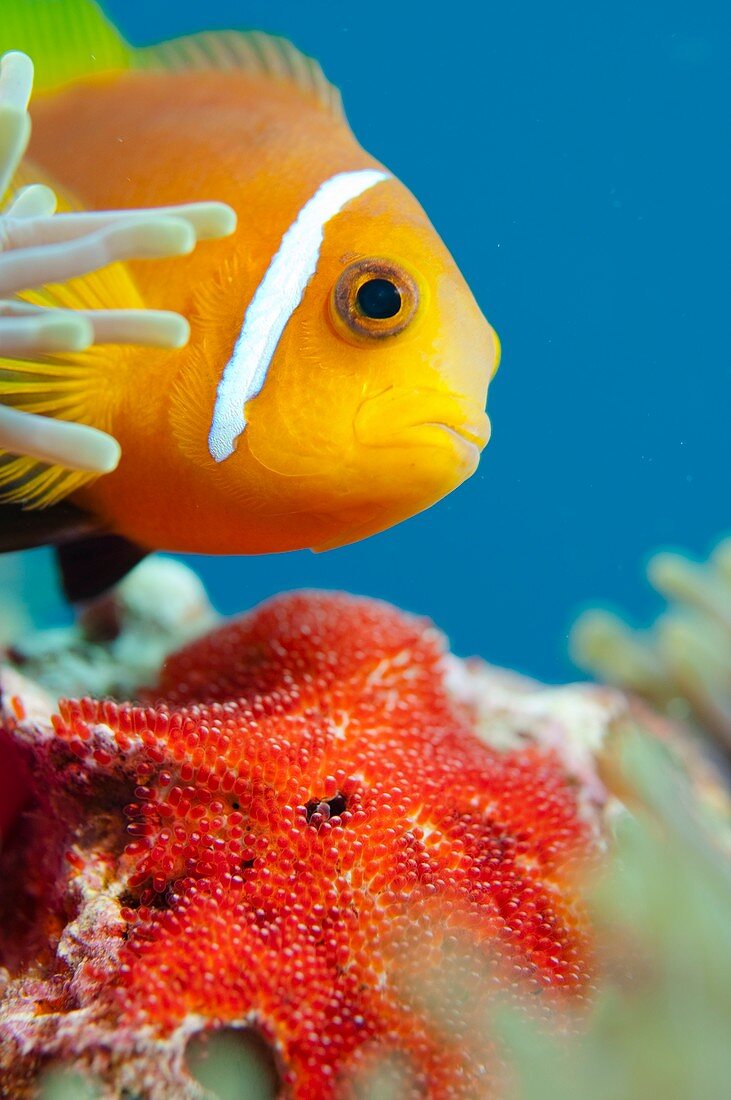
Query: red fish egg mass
[[0, 592, 593, 1098]]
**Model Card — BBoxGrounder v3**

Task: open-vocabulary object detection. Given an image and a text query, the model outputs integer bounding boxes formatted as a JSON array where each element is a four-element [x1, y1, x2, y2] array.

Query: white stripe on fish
[[208, 168, 390, 462]]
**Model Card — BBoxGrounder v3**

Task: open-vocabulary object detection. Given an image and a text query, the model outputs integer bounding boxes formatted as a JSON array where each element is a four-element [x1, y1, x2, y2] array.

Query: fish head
[[227, 174, 500, 550]]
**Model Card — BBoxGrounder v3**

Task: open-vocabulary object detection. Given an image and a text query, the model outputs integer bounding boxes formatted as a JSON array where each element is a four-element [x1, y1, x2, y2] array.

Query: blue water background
[[26, 0, 731, 681]]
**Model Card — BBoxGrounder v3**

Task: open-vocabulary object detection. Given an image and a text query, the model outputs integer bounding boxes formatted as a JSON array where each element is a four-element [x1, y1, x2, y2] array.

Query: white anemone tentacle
[[6, 182, 57, 218], [0, 403, 120, 473]]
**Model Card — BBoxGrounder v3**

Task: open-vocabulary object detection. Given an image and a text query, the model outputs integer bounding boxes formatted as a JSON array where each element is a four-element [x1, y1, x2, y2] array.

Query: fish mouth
[[305, 409, 489, 552], [360, 416, 491, 464], [423, 420, 490, 451], [401, 420, 489, 474], [354, 389, 491, 457]]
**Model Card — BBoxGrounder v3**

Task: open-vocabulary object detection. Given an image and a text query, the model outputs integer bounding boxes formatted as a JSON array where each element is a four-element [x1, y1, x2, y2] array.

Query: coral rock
[[5, 555, 218, 700], [0, 592, 598, 1099]]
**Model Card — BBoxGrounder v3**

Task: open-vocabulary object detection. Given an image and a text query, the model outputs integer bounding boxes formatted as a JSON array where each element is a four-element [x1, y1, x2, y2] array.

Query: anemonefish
[[0, 0, 500, 601]]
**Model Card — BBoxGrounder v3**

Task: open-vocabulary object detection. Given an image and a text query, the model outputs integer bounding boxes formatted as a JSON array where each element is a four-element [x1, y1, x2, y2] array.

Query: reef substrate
[[0, 566, 722, 1099]]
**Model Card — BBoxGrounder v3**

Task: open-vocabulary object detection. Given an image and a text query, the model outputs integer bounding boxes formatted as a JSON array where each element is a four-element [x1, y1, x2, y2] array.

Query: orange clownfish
[[0, 0, 500, 601]]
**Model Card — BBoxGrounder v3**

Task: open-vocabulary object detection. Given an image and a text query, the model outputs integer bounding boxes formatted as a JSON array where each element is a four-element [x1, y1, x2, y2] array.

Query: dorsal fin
[[0, 1, 343, 119], [134, 31, 343, 119], [56, 532, 148, 603]]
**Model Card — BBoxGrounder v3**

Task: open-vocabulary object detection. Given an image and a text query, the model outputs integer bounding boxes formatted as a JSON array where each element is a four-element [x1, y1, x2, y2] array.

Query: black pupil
[[356, 278, 402, 320]]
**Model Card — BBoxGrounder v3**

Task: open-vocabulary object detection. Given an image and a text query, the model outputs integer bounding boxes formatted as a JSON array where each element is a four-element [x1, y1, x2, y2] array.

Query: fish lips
[[354, 389, 491, 474]]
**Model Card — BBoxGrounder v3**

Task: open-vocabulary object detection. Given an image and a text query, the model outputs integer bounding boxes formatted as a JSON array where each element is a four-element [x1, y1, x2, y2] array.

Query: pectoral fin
[[0, 501, 147, 602], [0, 497, 100, 552], [56, 533, 148, 603]]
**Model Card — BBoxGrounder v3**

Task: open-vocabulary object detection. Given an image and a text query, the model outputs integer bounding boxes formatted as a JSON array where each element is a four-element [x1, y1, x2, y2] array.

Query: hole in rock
[[304, 792, 347, 824], [37, 1065, 106, 1099], [118, 884, 174, 914], [186, 1026, 281, 1100]]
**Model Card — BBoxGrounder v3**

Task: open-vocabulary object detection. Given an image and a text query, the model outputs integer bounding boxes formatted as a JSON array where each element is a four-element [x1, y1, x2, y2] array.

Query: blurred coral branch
[[495, 726, 731, 1100], [571, 538, 731, 759]]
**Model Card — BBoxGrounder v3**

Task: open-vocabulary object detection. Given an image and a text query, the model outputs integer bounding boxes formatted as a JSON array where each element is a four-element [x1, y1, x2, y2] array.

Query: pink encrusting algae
[[0, 592, 595, 1098]]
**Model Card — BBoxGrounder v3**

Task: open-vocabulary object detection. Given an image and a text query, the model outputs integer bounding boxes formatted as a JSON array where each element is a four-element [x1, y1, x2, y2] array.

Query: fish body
[[1, 1, 499, 572]]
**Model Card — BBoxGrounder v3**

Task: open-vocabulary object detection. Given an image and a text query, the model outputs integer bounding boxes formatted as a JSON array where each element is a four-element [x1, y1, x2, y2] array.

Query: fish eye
[[332, 258, 419, 340], [357, 278, 401, 319]]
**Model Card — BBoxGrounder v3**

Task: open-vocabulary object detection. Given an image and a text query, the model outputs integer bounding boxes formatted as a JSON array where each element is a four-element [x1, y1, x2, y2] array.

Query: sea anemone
[[0, 49, 235, 476]]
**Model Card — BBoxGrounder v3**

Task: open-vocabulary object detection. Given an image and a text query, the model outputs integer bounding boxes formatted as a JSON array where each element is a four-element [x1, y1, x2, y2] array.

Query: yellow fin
[[0, 161, 142, 510], [0, 0, 132, 93], [135, 31, 344, 119], [0, 327, 124, 509]]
